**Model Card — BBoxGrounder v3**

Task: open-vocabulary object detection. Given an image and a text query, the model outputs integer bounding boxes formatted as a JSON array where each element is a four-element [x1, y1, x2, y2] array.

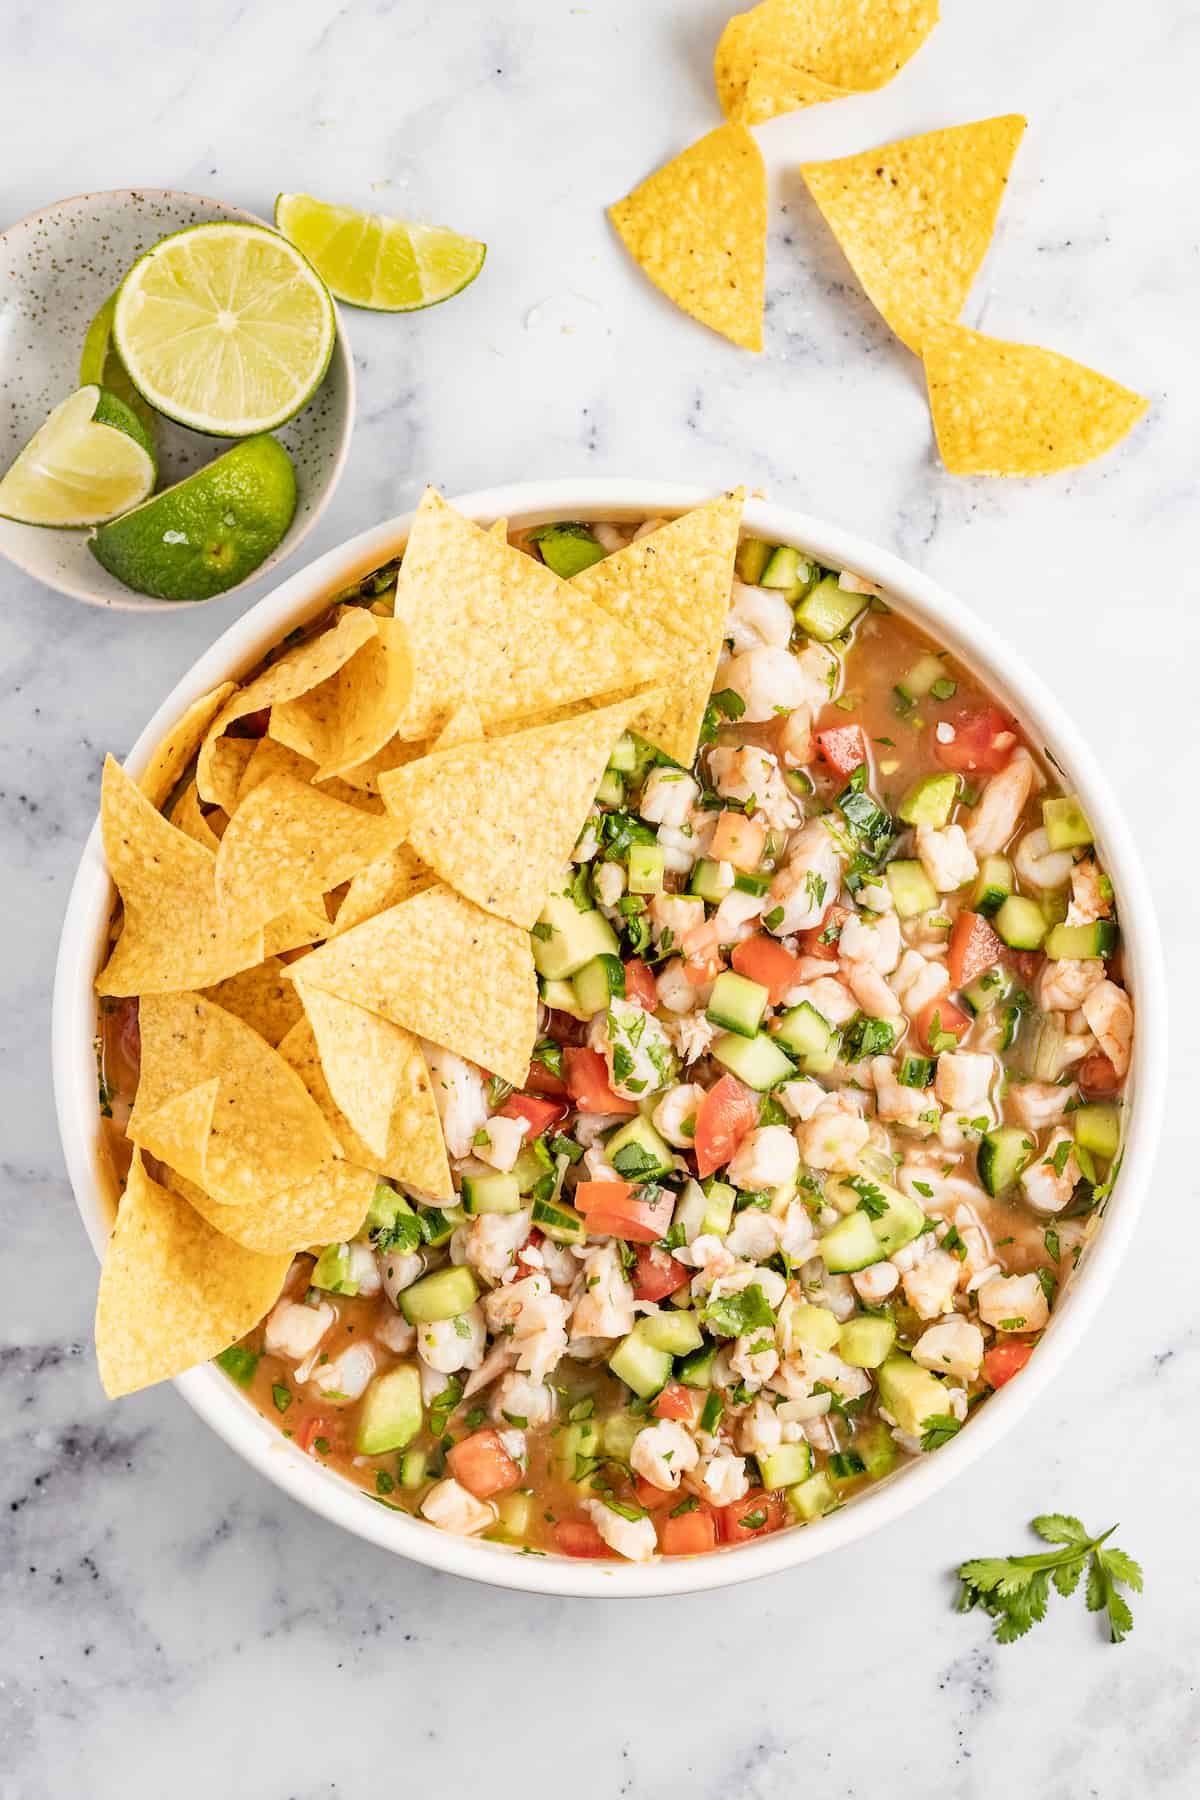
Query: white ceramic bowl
[[52, 481, 1166, 1596], [0, 188, 354, 610]]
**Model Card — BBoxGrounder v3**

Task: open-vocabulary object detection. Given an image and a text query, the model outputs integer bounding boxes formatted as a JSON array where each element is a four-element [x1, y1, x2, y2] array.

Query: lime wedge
[[275, 193, 485, 312], [89, 434, 296, 601], [80, 293, 158, 436], [0, 385, 156, 528], [113, 222, 336, 436]]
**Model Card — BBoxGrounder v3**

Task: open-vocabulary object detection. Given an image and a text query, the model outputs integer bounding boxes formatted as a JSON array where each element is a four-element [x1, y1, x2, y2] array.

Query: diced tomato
[[732, 933, 800, 1004], [522, 1058, 569, 1098], [915, 995, 971, 1054], [1078, 1051, 1122, 1098], [541, 1008, 588, 1047], [796, 903, 850, 962], [718, 1489, 788, 1544], [499, 1091, 568, 1134], [948, 911, 1004, 989], [816, 723, 869, 779], [563, 1046, 638, 1116], [982, 1339, 1036, 1388], [574, 1181, 674, 1243], [932, 704, 1018, 775], [446, 1428, 522, 1499], [681, 918, 724, 986], [634, 1476, 675, 1512], [623, 958, 658, 1010], [554, 1519, 611, 1558], [659, 1506, 718, 1557], [297, 1414, 333, 1455], [693, 1073, 758, 1179], [709, 810, 767, 872], [651, 1381, 697, 1424], [631, 1242, 691, 1303]]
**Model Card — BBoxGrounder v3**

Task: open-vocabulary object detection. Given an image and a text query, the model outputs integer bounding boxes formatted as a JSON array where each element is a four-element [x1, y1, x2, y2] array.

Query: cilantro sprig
[[956, 1514, 1142, 1646]]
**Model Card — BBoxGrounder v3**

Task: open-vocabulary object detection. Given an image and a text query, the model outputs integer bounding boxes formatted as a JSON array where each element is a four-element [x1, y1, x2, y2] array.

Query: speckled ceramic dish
[[0, 188, 354, 610]]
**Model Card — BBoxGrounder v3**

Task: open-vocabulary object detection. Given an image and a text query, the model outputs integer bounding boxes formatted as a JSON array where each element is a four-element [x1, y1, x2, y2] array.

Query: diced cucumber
[[795, 575, 867, 642], [539, 976, 589, 1020], [886, 858, 939, 918], [786, 1470, 838, 1522], [1030, 1011, 1066, 1083], [598, 1410, 641, 1459], [697, 1177, 736, 1237], [972, 854, 1014, 917], [627, 843, 665, 895], [838, 1314, 897, 1369], [512, 1143, 548, 1195], [827, 1176, 926, 1258], [895, 653, 947, 703], [897, 1053, 935, 1085], [1044, 920, 1118, 960], [399, 1448, 428, 1490], [690, 858, 734, 903], [1041, 889, 1069, 927], [1073, 1102, 1121, 1162], [733, 870, 770, 897], [977, 1124, 1036, 1196], [706, 969, 769, 1038], [531, 1195, 586, 1244], [855, 1420, 899, 1479], [711, 1031, 796, 1090], [530, 520, 606, 579], [607, 731, 639, 774], [962, 965, 1011, 1017], [735, 537, 773, 586], [414, 1203, 458, 1249], [876, 1354, 947, 1437], [1043, 793, 1093, 850], [773, 1000, 834, 1070], [819, 1209, 883, 1273], [758, 1443, 814, 1489], [638, 1311, 704, 1356], [554, 1418, 600, 1477], [677, 1341, 718, 1389], [609, 1330, 673, 1400], [993, 894, 1047, 951], [595, 768, 624, 808], [310, 1242, 356, 1294], [356, 1364, 423, 1455], [399, 1264, 480, 1325], [760, 543, 808, 594], [606, 1113, 675, 1180], [897, 772, 958, 828], [461, 1170, 523, 1215], [572, 952, 626, 1016], [787, 1300, 841, 1352], [531, 893, 620, 980]]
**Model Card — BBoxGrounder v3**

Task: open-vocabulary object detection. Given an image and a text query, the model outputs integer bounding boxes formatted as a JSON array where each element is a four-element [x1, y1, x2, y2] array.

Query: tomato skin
[[498, 1091, 568, 1134], [659, 1507, 718, 1557], [562, 1046, 638, 1116], [623, 958, 658, 1010], [816, 723, 869, 779], [554, 1520, 611, 1558], [631, 1242, 691, 1303], [718, 1489, 788, 1544], [693, 1074, 758, 1179], [522, 1059, 569, 1099], [634, 1476, 675, 1511], [1078, 1050, 1122, 1098], [297, 1415, 333, 1455], [681, 919, 724, 986], [446, 1428, 522, 1499], [932, 705, 1018, 775], [796, 903, 850, 962], [731, 933, 800, 1004], [915, 995, 971, 1054], [948, 911, 1004, 989], [651, 1381, 697, 1424], [574, 1181, 674, 1244], [982, 1339, 1036, 1388]]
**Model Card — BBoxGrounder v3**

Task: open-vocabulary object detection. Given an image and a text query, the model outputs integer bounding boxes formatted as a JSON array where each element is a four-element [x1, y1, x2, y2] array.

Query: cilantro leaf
[[956, 1516, 1140, 1647]]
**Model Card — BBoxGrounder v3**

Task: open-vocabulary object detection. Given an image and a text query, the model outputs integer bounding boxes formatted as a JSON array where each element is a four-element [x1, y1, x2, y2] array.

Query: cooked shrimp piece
[[639, 767, 700, 829], [916, 825, 978, 894], [1081, 979, 1134, 1080], [630, 1420, 700, 1491], [476, 1112, 529, 1173], [424, 1044, 489, 1158], [420, 1478, 495, 1536], [777, 705, 815, 767], [727, 1124, 800, 1190], [790, 973, 858, 1027], [799, 1095, 871, 1172], [965, 749, 1037, 854], [891, 948, 950, 1019], [265, 1297, 334, 1361], [695, 1451, 750, 1508], [1069, 857, 1112, 923], [727, 579, 795, 650], [839, 909, 902, 973], [851, 1261, 900, 1303], [977, 1271, 1050, 1333], [872, 1056, 939, 1134], [844, 961, 904, 1023], [311, 1342, 377, 1401], [1020, 1129, 1080, 1214], [764, 820, 842, 933], [489, 1371, 555, 1428], [466, 1209, 533, 1284], [934, 1051, 994, 1115], [570, 1244, 636, 1341], [417, 1304, 486, 1374], [1037, 957, 1106, 1012], [912, 1317, 984, 1380], [652, 1082, 705, 1148], [1008, 1079, 1076, 1131], [900, 1248, 961, 1319], [708, 744, 798, 832], [723, 645, 819, 723], [1013, 827, 1074, 892], [583, 1498, 658, 1562]]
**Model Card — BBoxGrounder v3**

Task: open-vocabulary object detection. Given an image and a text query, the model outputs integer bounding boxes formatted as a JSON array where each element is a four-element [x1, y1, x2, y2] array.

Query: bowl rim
[[52, 478, 1168, 1597], [0, 185, 355, 613]]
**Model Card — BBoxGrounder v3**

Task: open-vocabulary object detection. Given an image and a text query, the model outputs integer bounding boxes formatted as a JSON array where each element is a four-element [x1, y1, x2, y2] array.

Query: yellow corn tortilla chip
[[95, 1151, 289, 1398], [800, 116, 1026, 353], [214, 772, 406, 933], [326, 734, 424, 795], [128, 1078, 220, 1188], [234, 735, 386, 813], [432, 699, 484, 751], [715, 1, 939, 122], [922, 323, 1149, 477], [138, 682, 237, 811], [298, 982, 453, 1197], [268, 616, 413, 780], [293, 882, 537, 1087], [262, 898, 332, 956], [163, 1158, 376, 1255], [197, 735, 257, 815], [387, 490, 666, 742], [201, 957, 306, 1046], [96, 756, 264, 998], [610, 124, 766, 352], [488, 518, 508, 541], [170, 780, 222, 852], [129, 992, 339, 1205], [571, 491, 744, 764], [197, 609, 376, 802], [332, 843, 433, 937], [379, 695, 644, 928]]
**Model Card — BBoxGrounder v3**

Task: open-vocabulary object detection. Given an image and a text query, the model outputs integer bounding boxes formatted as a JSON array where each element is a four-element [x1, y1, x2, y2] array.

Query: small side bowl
[[53, 481, 1167, 1596], [0, 187, 354, 610]]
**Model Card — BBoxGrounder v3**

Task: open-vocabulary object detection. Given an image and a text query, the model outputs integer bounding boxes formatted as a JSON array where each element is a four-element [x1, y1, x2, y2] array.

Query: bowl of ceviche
[[53, 479, 1166, 1597]]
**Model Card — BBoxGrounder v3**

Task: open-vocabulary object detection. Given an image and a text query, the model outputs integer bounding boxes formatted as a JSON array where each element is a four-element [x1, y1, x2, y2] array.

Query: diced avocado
[[492, 1491, 532, 1540], [690, 858, 734, 903], [786, 1470, 838, 1522], [530, 520, 606, 579], [1042, 793, 1093, 851], [1044, 920, 1118, 960], [311, 1242, 356, 1294], [838, 1314, 897, 1369], [795, 575, 867, 642], [706, 969, 769, 1038], [366, 1181, 414, 1234], [609, 1329, 673, 1399], [758, 1443, 814, 1489], [972, 853, 1014, 917], [760, 543, 808, 595], [1073, 1102, 1121, 1162], [876, 1354, 948, 1437], [897, 771, 958, 828], [532, 892, 620, 980], [596, 767, 625, 808], [711, 1030, 796, 1090], [819, 1209, 883, 1274], [885, 858, 939, 918], [977, 1124, 1036, 1197], [627, 843, 665, 895], [461, 1170, 523, 1215], [735, 537, 773, 585], [531, 1196, 586, 1244], [355, 1364, 423, 1455], [677, 1340, 718, 1388], [539, 976, 589, 1020], [638, 1310, 704, 1356], [773, 1000, 836, 1072], [993, 894, 1047, 951], [399, 1264, 480, 1325], [608, 732, 639, 774], [572, 952, 626, 1017], [787, 1300, 841, 1352], [606, 1113, 675, 1180]]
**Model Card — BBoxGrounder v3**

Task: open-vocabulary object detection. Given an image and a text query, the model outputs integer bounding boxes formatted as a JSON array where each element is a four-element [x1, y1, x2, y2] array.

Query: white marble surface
[[2, 1, 1198, 1794]]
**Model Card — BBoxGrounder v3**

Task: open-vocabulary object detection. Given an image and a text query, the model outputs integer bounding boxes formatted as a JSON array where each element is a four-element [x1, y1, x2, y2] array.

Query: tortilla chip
[[292, 882, 537, 1087], [268, 616, 413, 780], [170, 781, 221, 852], [716, 1, 939, 122], [96, 757, 264, 997], [922, 323, 1149, 476], [572, 491, 744, 764], [262, 898, 332, 956], [138, 683, 237, 811], [277, 1017, 380, 1164], [609, 124, 766, 352], [202, 957, 305, 1046], [214, 772, 406, 933], [129, 992, 339, 1205], [327, 734, 424, 795], [198, 735, 257, 815], [488, 518, 508, 541], [234, 734, 386, 813], [95, 1151, 289, 1398], [800, 116, 1026, 353], [332, 844, 433, 937], [298, 982, 453, 1196], [163, 1158, 376, 1255], [379, 695, 643, 927], [432, 699, 484, 751], [128, 1078, 220, 1187]]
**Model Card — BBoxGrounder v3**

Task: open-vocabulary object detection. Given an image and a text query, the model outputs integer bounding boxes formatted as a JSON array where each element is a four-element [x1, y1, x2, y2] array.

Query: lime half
[[80, 292, 159, 437], [114, 222, 336, 436], [275, 193, 485, 312], [0, 385, 156, 528], [89, 434, 296, 601]]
